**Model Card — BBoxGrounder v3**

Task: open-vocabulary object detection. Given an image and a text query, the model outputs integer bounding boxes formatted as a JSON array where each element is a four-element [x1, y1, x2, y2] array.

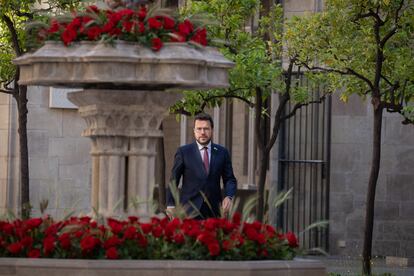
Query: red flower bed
[[0, 214, 298, 260], [36, 5, 207, 51]]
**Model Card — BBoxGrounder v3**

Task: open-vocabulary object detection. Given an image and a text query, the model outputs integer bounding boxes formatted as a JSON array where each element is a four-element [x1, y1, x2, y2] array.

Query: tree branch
[[264, 59, 295, 153], [171, 88, 255, 116], [380, 26, 397, 47], [0, 88, 16, 95], [281, 94, 328, 121], [299, 61, 375, 91], [380, 74, 393, 86], [255, 87, 264, 150], [1, 14, 23, 56]]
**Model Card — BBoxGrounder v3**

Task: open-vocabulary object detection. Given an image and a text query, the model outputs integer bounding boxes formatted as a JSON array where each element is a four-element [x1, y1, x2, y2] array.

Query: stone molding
[[0, 258, 326, 276], [14, 41, 234, 90]]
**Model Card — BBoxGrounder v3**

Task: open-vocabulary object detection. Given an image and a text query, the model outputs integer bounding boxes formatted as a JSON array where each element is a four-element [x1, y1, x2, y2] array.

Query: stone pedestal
[[14, 41, 233, 217], [67, 89, 180, 217]]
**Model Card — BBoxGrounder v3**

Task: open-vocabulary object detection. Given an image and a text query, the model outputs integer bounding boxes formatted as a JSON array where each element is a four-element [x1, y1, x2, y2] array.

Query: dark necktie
[[203, 146, 209, 173]]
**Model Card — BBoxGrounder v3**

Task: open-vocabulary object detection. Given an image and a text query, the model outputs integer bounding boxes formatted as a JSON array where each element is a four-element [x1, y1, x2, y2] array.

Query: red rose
[[68, 17, 82, 29], [204, 218, 218, 231], [48, 19, 60, 34], [156, 15, 175, 30], [138, 22, 145, 33], [3, 223, 14, 235], [177, 19, 193, 36], [43, 236, 56, 255], [140, 223, 152, 234], [151, 217, 161, 225], [108, 218, 124, 234], [102, 21, 115, 33], [7, 242, 23, 254], [82, 16, 93, 25], [285, 232, 298, 248], [151, 37, 163, 51], [137, 7, 147, 21], [265, 225, 276, 238], [21, 236, 34, 248], [106, 247, 119, 259], [190, 28, 207, 46], [244, 226, 258, 241], [197, 231, 216, 245], [256, 233, 266, 244], [207, 242, 220, 256], [104, 236, 121, 249], [173, 233, 185, 244], [136, 233, 148, 247], [152, 225, 163, 237], [109, 27, 122, 36], [252, 221, 262, 231], [128, 216, 139, 223], [74, 230, 84, 238], [165, 218, 180, 234], [122, 20, 133, 32], [79, 216, 91, 224], [86, 26, 102, 40], [232, 212, 241, 225], [80, 235, 100, 252], [58, 233, 72, 249], [123, 226, 137, 240], [3, 222, 14, 235], [148, 17, 163, 30], [117, 9, 134, 18], [61, 28, 77, 45], [25, 218, 43, 229], [28, 248, 41, 258]]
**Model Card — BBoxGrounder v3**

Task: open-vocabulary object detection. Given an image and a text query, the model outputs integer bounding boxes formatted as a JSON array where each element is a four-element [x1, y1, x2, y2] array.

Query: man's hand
[[222, 196, 233, 215]]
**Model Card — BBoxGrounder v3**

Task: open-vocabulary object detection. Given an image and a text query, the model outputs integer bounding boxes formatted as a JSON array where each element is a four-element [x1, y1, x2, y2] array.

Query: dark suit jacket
[[167, 142, 237, 217]]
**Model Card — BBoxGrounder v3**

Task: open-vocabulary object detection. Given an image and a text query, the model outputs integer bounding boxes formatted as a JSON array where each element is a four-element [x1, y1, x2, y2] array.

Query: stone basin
[[14, 41, 234, 90], [0, 258, 326, 276]]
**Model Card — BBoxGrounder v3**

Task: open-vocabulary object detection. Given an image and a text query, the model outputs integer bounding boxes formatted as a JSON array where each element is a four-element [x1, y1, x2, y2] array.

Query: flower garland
[[0, 214, 298, 260], [38, 5, 207, 51]]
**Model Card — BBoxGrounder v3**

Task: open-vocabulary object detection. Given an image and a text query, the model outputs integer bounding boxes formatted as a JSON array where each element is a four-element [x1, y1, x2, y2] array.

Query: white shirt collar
[[196, 141, 211, 150]]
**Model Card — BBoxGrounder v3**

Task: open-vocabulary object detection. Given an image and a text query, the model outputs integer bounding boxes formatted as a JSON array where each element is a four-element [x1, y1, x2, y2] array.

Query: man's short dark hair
[[194, 113, 214, 128]]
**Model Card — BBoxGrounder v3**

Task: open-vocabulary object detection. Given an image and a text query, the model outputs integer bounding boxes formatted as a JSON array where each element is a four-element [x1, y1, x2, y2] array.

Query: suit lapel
[[209, 143, 218, 176]]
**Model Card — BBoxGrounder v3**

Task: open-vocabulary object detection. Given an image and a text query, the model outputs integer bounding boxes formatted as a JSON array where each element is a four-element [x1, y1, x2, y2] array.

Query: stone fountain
[[14, 41, 233, 217]]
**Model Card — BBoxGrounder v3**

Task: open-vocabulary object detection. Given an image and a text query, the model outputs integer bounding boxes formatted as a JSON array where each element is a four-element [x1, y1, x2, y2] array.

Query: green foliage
[[170, 0, 312, 116], [286, 0, 414, 114], [0, 0, 85, 85]]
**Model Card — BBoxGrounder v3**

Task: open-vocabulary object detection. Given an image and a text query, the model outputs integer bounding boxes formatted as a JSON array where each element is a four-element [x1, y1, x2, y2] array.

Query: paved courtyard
[[305, 256, 414, 276]]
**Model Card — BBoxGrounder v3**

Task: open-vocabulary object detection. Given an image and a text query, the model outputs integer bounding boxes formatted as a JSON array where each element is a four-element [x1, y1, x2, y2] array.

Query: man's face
[[194, 119, 212, 145]]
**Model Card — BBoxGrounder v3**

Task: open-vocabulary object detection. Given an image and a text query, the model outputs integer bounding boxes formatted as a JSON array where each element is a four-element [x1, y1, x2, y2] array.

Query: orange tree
[[286, 0, 414, 274]]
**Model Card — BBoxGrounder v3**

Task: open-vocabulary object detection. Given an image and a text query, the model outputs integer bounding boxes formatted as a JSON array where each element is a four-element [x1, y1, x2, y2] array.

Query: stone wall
[[4, 87, 92, 218], [329, 94, 414, 258]]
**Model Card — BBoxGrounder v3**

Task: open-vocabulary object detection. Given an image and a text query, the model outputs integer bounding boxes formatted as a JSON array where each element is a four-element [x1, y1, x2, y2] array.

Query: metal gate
[[276, 73, 331, 252]]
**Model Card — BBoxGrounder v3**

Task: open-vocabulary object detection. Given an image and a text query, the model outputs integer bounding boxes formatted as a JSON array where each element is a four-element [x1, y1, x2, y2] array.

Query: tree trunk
[[157, 124, 166, 211], [362, 103, 383, 275], [256, 150, 268, 222], [15, 85, 30, 219]]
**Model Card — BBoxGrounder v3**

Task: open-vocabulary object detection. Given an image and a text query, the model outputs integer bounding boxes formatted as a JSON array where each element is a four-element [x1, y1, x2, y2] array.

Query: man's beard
[[196, 137, 211, 146]]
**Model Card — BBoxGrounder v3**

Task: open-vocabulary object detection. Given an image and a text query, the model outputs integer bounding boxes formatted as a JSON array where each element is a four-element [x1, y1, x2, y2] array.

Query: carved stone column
[[68, 89, 180, 217]]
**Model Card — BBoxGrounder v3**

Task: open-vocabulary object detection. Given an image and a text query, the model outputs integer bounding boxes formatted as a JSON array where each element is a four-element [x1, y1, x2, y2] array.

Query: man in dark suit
[[166, 113, 237, 219]]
